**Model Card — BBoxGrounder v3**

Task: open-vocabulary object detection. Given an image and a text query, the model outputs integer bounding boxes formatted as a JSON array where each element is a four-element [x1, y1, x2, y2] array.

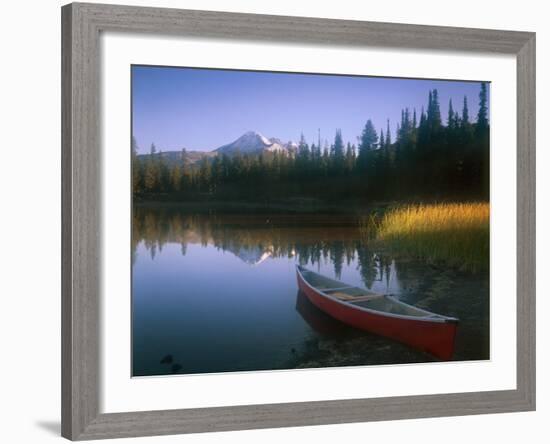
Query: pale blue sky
[[132, 65, 489, 154]]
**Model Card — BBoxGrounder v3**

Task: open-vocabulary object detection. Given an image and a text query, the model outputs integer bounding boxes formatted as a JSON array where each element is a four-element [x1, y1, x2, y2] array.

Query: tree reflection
[[132, 206, 397, 289]]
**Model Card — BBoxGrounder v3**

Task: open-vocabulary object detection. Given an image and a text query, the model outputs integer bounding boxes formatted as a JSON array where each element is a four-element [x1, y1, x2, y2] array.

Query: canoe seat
[[319, 286, 355, 292], [331, 292, 383, 302]]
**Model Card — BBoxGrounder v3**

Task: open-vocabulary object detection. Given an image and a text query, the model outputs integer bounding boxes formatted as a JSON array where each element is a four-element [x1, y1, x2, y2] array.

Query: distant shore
[[133, 195, 486, 215], [132, 196, 400, 215]]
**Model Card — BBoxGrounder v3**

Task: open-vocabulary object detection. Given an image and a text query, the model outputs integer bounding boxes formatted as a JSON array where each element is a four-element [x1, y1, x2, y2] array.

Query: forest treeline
[[132, 84, 489, 202]]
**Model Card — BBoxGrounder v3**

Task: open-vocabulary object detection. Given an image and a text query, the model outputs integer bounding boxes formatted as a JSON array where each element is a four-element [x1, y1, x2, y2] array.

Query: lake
[[132, 205, 489, 376]]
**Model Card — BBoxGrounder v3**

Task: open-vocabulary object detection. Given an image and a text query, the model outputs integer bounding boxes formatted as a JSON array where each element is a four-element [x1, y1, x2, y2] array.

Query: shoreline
[[132, 198, 385, 214], [132, 197, 488, 215]]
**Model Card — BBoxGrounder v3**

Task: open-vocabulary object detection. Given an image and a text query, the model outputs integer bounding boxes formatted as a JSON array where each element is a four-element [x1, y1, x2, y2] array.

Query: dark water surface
[[132, 206, 489, 376]]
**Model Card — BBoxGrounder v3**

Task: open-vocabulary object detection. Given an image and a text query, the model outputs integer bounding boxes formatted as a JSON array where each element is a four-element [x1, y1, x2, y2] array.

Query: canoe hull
[[297, 270, 458, 360]]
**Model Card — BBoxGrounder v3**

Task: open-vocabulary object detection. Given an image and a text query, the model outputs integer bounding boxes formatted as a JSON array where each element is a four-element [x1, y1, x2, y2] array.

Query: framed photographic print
[[61, 2, 535, 440]]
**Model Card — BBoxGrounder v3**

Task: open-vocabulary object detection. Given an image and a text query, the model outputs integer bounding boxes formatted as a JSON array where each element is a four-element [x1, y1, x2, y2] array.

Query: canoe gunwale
[[296, 265, 459, 324]]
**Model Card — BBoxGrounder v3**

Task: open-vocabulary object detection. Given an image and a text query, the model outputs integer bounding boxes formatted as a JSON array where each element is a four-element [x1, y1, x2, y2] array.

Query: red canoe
[[296, 265, 459, 360]]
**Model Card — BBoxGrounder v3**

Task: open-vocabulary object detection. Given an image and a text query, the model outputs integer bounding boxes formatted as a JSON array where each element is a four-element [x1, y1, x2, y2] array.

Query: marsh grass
[[363, 203, 490, 272]]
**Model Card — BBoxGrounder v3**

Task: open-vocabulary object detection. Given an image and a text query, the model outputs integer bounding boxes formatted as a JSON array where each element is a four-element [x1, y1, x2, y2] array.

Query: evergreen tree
[[310, 143, 317, 161], [459, 96, 473, 145], [315, 142, 322, 160], [180, 148, 190, 190], [131, 136, 143, 193], [476, 82, 490, 199], [297, 132, 310, 174], [476, 82, 489, 136], [345, 142, 354, 172], [385, 119, 391, 149], [333, 129, 345, 169], [411, 109, 418, 147], [158, 151, 171, 192], [322, 142, 330, 172], [132, 136, 139, 156], [418, 107, 426, 133], [358, 120, 378, 152], [357, 120, 377, 171], [298, 132, 309, 158], [199, 155, 212, 192], [144, 143, 159, 191], [378, 128, 390, 191], [431, 89, 442, 128], [461, 95, 469, 125], [170, 163, 182, 192], [447, 99, 455, 129]]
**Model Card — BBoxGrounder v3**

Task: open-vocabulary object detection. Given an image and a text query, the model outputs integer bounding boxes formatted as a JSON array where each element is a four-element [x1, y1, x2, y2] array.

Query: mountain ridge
[[137, 131, 297, 165]]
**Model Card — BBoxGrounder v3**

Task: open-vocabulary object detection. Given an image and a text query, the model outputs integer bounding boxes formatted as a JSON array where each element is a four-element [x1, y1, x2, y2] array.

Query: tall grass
[[366, 203, 489, 272]]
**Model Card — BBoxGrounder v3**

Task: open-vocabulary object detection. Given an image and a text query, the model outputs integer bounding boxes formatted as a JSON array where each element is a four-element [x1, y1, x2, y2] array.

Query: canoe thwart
[[319, 286, 356, 292], [331, 292, 383, 302]]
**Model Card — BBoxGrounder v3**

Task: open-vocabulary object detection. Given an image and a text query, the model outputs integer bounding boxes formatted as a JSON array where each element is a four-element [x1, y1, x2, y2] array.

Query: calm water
[[132, 206, 489, 376]]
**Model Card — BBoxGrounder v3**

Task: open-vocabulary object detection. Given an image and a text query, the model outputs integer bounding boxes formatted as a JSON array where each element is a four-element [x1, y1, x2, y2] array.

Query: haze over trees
[[132, 84, 489, 203]]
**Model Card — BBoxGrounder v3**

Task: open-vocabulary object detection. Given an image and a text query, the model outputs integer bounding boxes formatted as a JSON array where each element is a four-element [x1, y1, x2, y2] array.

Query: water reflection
[[132, 206, 489, 376], [132, 207, 399, 292], [295, 290, 346, 336]]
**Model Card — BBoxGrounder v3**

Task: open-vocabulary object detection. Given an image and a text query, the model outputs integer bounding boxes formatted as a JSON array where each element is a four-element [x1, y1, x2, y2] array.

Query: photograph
[[131, 65, 490, 377], [0, 0, 539, 442]]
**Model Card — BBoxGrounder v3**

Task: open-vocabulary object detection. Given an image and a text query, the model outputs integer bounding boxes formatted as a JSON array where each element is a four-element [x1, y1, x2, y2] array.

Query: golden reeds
[[367, 203, 489, 271]]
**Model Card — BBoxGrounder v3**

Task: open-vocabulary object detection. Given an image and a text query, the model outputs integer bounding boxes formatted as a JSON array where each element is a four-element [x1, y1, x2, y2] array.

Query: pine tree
[[180, 148, 190, 190], [411, 109, 418, 147], [297, 132, 310, 167], [428, 90, 433, 122], [459, 96, 473, 145], [199, 155, 212, 192], [447, 99, 455, 129], [357, 120, 377, 173], [358, 120, 378, 152], [170, 163, 182, 192], [322, 142, 330, 173], [475, 82, 490, 199], [345, 142, 354, 172], [313, 140, 322, 163], [298, 132, 308, 155], [462, 95, 469, 125], [378, 128, 389, 186], [310, 143, 317, 161], [431, 89, 442, 128], [132, 136, 139, 156], [144, 143, 159, 191], [131, 136, 142, 194], [333, 129, 345, 162], [476, 82, 489, 136]]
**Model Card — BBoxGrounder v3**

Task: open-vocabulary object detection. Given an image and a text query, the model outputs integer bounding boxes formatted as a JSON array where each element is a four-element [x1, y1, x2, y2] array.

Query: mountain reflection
[[132, 206, 398, 289]]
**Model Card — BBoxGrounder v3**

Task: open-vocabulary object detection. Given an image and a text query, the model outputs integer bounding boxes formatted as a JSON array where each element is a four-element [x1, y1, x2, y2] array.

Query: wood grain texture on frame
[[61, 2, 536, 440]]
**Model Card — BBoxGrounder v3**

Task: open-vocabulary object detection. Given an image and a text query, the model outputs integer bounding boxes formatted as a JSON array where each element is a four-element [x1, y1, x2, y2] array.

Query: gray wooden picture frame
[[61, 2, 536, 440]]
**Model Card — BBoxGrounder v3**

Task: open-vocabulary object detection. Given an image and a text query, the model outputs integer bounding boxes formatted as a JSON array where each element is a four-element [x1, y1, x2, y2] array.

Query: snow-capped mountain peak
[[215, 131, 295, 155]]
